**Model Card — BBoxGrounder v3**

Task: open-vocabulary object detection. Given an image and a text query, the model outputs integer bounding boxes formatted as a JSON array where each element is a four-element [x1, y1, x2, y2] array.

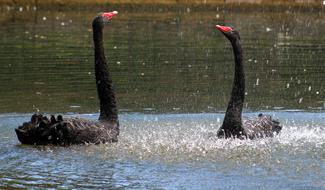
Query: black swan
[[15, 11, 119, 145], [215, 25, 282, 139]]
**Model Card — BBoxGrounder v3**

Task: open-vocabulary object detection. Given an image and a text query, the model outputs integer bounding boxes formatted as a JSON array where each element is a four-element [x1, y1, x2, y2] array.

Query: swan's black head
[[215, 25, 240, 42], [93, 11, 118, 29]]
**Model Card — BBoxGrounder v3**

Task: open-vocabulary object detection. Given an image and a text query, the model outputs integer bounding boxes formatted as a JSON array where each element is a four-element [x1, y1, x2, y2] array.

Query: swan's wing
[[64, 118, 119, 144], [242, 114, 282, 139]]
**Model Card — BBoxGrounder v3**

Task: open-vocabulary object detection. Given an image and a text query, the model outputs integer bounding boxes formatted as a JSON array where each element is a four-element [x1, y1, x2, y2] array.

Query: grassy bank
[[0, 0, 323, 14], [0, 0, 323, 7]]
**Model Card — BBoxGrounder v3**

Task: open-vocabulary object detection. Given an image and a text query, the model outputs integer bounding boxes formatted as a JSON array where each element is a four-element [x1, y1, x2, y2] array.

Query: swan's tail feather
[[15, 114, 70, 145]]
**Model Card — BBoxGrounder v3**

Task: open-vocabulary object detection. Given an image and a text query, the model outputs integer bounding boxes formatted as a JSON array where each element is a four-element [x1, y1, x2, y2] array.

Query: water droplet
[[266, 27, 272, 32], [113, 46, 117, 49], [316, 91, 319, 95], [141, 73, 145, 76], [144, 108, 155, 111], [286, 83, 290, 88], [255, 78, 259, 86], [173, 107, 181, 111], [70, 105, 81, 108], [117, 61, 121, 65], [61, 22, 65, 26], [308, 86, 312, 91], [216, 14, 220, 18], [19, 7, 23, 12], [42, 16, 47, 21], [298, 98, 303, 104]]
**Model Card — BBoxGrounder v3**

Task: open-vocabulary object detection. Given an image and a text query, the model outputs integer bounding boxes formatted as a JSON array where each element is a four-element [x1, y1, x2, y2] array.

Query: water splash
[[1, 112, 325, 188], [2, 112, 325, 165], [75, 112, 325, 165]]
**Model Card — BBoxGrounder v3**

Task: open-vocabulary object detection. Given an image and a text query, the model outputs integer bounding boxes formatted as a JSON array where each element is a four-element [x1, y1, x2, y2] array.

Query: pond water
[[1, 112, 325, 189], [0, 4, 325, 189]]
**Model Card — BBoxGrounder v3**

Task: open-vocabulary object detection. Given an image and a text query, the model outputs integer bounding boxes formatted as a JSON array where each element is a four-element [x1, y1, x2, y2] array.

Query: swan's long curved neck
[[221, 39, 245, 135], [93, 21, 118, 122]]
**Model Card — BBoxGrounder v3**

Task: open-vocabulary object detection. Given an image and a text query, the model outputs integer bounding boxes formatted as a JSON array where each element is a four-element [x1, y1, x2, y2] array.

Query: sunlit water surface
[[1, 112, 325, 189]]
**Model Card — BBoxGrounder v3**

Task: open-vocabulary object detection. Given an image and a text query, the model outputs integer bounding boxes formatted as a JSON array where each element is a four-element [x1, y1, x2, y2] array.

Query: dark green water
[[0, 5, 324, 114], [0, 4, 325, 189]]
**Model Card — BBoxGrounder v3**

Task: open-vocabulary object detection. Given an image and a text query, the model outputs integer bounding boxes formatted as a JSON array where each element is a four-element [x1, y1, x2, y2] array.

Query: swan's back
[[242, 114, 282, 139], [65, 118, 119, 144], [15, 114, 119, 145]]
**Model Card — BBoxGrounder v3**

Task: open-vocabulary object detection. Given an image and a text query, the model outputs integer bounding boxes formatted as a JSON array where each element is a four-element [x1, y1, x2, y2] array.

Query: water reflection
[[0, 5, 324, 113]]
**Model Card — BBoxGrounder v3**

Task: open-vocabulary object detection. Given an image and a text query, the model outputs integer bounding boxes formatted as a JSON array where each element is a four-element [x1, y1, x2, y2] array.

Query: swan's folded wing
[[242, 114, 282, 139], [64, 118, 119, 144]]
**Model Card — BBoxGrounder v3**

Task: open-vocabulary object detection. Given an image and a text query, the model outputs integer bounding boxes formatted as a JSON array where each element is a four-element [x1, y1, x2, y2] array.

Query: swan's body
[[15, 11, 119, 145], [16, 114, 118, 145], [215, 25, 282, 139]]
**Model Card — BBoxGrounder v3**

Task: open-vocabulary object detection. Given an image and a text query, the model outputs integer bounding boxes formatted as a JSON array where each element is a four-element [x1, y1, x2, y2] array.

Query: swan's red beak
[[102, 11, 118, 20], [216, 25, 233, 33]]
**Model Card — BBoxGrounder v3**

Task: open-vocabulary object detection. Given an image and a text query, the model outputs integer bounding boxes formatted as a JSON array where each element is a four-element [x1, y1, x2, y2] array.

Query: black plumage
[[15, 11, 120, 145]]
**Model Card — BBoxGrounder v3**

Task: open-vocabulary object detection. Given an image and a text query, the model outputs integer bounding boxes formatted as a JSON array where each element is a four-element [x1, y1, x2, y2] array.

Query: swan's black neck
[[92, 17, 118, 123], [220, 38, 245, 138]]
